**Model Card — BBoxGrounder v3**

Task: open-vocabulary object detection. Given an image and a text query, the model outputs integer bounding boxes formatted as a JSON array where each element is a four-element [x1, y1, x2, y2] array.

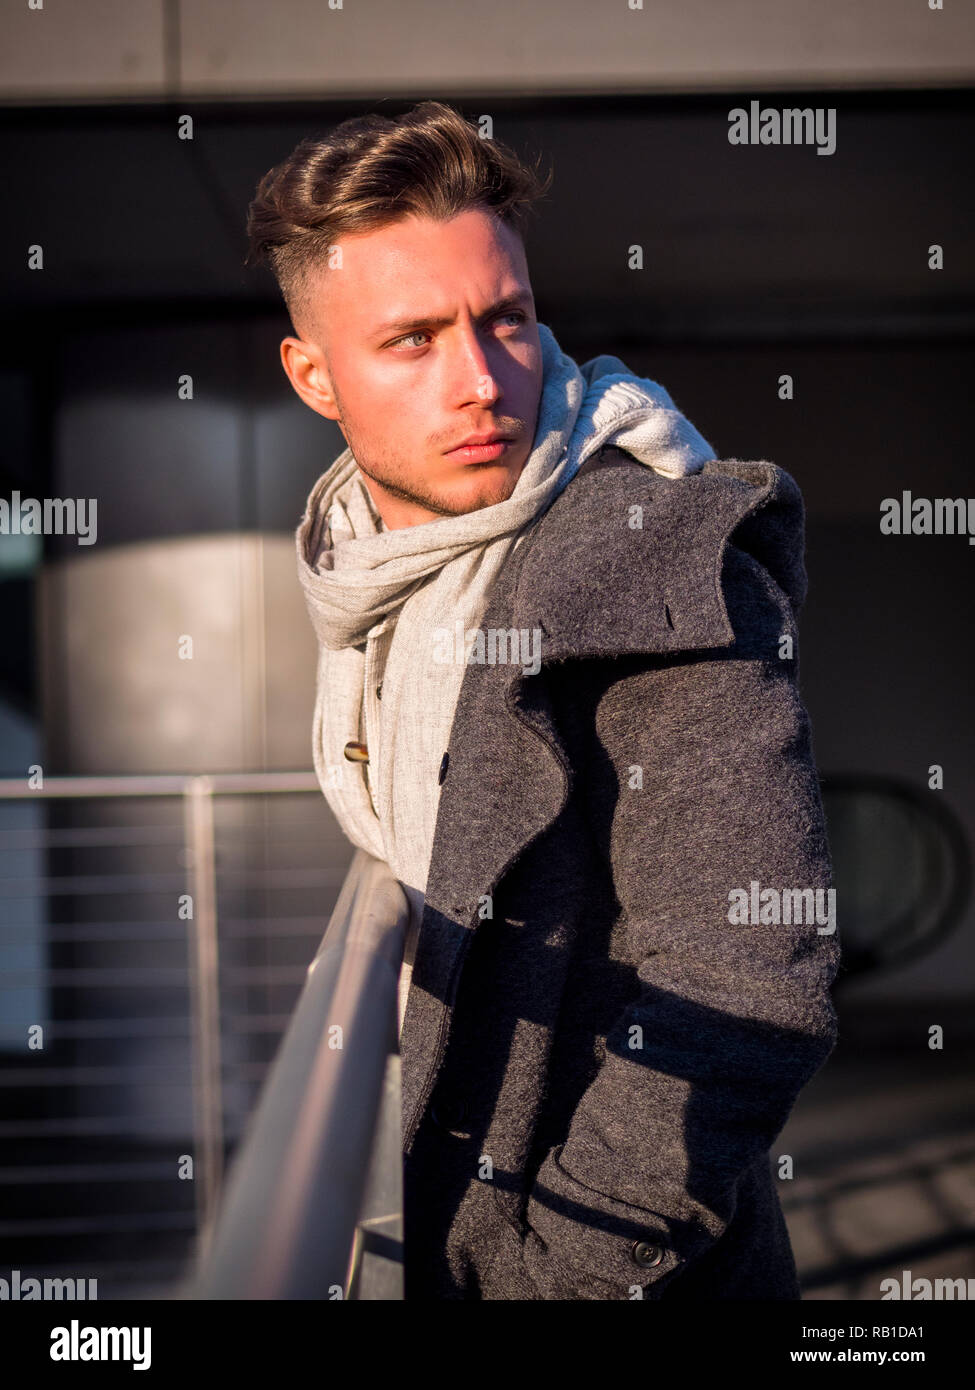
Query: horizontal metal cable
[[0, 1116, 245, 1137], [0, 773, 322, 799], [0, 826, 337, 851], [0, 1014, 289, 1041], [0, 868, 343, 895], [0, 918, 325, 944], [0, 1161, 194, 1183], [0, 1211, 197, 1237], [2, 964, 307, 986], [0, 1061, 271, 1086]]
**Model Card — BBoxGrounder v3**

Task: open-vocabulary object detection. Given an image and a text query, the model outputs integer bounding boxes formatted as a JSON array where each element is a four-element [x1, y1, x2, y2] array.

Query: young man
[[246, 100, 841, 1301]]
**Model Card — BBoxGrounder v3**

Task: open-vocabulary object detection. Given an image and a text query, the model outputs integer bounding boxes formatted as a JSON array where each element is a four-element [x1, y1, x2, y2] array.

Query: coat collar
[[512, 448, 792, 659], [401, 447, 797, 1149]]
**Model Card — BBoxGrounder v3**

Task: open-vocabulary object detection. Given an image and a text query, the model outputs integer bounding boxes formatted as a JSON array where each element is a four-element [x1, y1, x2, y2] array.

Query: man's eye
[[388, 312, 526, 351], [390, 331, 430, 350]]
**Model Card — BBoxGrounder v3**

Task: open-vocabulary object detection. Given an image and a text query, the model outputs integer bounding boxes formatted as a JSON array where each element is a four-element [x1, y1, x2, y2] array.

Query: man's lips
[[444, 434, 517, 463]]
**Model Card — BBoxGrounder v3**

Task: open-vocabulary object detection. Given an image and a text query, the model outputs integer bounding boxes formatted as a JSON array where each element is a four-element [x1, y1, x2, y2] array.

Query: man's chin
[[440, 459, 524, 512], [442, 473, 519, 514]]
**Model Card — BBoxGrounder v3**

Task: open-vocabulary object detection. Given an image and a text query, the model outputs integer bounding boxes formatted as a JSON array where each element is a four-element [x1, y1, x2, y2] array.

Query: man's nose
[[448, 330, 501, 408]]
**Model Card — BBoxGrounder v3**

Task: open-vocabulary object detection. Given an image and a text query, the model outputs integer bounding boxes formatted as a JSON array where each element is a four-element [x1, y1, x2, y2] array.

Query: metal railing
[[0, 770, 379, 1297]]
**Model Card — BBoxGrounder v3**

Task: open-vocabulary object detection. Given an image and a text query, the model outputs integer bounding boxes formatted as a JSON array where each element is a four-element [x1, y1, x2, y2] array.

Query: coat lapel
[[401, 449, 782, 1149]]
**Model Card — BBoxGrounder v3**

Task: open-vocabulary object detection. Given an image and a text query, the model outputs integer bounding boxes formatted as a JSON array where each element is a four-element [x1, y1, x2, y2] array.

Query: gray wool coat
[[398, 443, 841, 1301]]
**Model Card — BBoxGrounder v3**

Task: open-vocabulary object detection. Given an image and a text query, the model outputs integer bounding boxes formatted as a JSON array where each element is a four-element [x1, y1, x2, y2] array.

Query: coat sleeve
[[518, 539, 842, 1301]]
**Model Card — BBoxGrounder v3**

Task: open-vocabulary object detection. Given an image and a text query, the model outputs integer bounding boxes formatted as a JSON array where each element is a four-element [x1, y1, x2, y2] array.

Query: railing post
[[182, 774, 224, 1261]]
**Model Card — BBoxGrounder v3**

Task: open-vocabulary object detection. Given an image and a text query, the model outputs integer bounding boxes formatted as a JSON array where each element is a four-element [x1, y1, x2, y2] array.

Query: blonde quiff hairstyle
[[245, 100, 553, 336]]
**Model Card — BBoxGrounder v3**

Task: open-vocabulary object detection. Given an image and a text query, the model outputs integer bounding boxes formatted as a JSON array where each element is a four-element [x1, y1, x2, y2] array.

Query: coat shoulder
[[512, 445, 809, 660], [575, 445, 806, 597], [520, 445, 809, 645]]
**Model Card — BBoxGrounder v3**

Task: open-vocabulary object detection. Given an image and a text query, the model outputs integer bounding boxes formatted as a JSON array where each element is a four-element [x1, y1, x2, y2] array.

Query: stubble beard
[[358, 452, 525, 518]]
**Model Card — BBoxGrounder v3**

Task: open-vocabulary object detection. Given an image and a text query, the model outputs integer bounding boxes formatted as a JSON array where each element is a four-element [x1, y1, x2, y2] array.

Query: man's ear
[[279, 336, 342, 423]]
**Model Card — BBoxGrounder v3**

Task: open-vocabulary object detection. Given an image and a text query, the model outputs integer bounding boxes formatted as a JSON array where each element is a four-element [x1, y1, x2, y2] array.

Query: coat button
[[376, 683, 382, 700], [632, 1241, 664, 1268], [344, 741, 369, 763], [438, 751, 449, 785]]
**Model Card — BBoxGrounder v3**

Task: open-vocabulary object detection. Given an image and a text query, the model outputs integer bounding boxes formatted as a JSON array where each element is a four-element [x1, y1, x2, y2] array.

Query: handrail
[[184, 848, 409, 1299]]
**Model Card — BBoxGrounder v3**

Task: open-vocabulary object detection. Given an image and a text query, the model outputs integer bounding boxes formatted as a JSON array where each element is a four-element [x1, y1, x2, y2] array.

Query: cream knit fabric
[[294, 322, 717, 1036]]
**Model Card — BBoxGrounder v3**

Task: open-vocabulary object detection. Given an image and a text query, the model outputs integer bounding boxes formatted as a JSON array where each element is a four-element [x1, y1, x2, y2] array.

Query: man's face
[[280, 207, 545, 528]]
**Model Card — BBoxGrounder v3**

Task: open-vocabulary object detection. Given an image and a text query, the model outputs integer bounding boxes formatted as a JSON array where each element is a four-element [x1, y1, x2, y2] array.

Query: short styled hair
[[244, 100, 552, 335]]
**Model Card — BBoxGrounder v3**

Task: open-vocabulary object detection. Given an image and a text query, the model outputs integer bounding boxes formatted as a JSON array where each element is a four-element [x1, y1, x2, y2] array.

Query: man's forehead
[[368, 287, 534, 338], [307, 219, 531, 337]]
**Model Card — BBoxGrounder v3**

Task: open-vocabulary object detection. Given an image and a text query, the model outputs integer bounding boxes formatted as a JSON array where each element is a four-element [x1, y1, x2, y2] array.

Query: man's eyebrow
[[370, 291, 534, 340]]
